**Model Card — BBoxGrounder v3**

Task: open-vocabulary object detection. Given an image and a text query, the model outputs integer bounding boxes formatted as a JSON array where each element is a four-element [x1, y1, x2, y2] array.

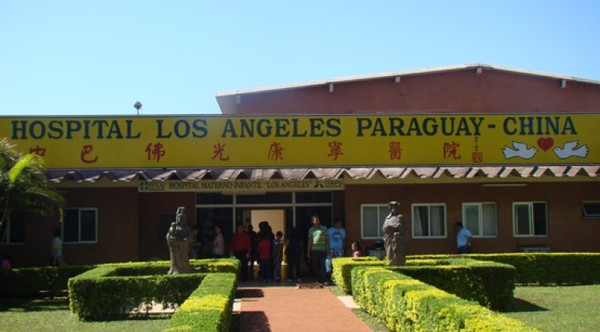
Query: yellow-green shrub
[[352, 266, 537, 332], [410, 253, 600, 285], [331, 256, 385, 293], [167, 273, 237, 332], [68, 259, 239, 321]]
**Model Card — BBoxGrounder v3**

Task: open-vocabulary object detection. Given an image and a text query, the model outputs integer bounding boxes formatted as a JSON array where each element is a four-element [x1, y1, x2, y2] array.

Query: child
[[272, 231, 284, 282], [257, 233, 272, 281], [351, 241, 362, 257]]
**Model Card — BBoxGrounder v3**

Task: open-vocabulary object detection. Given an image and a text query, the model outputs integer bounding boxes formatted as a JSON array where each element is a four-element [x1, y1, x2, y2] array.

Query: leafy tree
[[0, 138, 65, 244]]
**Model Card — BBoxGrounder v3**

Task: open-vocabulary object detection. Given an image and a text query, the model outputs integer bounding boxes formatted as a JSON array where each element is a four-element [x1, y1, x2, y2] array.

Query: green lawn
[[2, 285, 599, 331], [503, 285, 600, 332], [0, 296, 170, 332]]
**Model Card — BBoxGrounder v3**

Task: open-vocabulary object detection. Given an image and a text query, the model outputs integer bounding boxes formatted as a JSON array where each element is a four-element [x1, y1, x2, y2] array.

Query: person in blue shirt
[[328, 219, 346, 258], [456, 222, 473, 254]]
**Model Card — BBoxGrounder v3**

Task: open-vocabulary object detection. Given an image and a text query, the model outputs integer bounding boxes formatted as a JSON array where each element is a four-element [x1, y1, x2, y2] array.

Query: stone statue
[[382, 201, 407, 266], [166, 207, 195, 274]]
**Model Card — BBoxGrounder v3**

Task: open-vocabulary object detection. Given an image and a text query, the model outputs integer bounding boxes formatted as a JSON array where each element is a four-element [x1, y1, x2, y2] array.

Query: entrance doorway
[[194, 192, 334, 260], [249, 209, 285, 236]]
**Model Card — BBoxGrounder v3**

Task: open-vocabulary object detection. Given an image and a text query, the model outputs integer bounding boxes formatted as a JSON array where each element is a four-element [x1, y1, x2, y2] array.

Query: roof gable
[[216, 64, 600, 115]]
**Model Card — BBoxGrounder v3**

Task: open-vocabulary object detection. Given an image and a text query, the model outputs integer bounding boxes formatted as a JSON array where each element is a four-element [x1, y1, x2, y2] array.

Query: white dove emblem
[[553, 141, 589, 159], [502, 142, 538, 159]]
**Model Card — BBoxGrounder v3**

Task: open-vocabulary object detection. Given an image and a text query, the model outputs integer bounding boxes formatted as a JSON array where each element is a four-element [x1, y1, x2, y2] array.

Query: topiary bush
[[352, 266, 537, 332], [68, 258, 239, 321], [167, 273, 237, 332]]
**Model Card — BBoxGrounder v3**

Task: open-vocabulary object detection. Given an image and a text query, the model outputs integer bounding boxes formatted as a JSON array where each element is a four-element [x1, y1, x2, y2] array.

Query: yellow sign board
[[139, 179, 345, 192], [1, 113, 598, 168]]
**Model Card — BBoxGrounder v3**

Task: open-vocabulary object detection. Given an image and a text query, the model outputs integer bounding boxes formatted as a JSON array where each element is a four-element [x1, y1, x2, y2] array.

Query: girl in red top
[[351, 241, 362, 258], [257, 234, 272, 281]]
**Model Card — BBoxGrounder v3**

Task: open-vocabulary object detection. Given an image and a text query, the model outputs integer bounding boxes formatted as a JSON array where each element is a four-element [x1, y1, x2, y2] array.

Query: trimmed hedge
[[411, 253, 600, 285], [352, 266, 537, 332], [106, 258, 239, 276], [0, 265, 93, 296], [68, 259, 240, 321], [0, 258, 239, 298], [69, 265, 206, 320], [332, 256, 514, 309], [334, 253, 600, 301], [389, 258, 516, 310], [331, 256, 385, 293], [166, 272, 237, 332]]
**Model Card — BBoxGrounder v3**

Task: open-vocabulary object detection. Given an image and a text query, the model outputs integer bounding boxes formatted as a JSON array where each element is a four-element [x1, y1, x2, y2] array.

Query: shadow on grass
[[0, 296, 69, 312], [501, 297, 548, 313]]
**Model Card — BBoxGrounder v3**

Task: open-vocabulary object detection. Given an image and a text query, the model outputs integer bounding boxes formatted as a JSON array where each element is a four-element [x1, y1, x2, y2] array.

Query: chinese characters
[[146, 143, 166, 162]]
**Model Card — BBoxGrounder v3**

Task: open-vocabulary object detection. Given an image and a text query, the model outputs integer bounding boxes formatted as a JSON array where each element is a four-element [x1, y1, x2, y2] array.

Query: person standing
[[272, 231, 284, 282], [50, 229, 66, 267], [247, 224, 258, 280], [328, 219, 346, 258], [188, 225, 202, 259], [351, 241, 362, 257], [257, 233, 272, 282], [258, 221, 275, 279], [285, 227, 303, 282], [232, 224, 251, 281], [307, 215, 329, 285], [456, 222, 473, 254], [212, 225, 225, 257]]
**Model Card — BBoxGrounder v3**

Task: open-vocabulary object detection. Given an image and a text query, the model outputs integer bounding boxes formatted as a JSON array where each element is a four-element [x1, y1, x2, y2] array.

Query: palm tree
[[0, 138, 65, 244]]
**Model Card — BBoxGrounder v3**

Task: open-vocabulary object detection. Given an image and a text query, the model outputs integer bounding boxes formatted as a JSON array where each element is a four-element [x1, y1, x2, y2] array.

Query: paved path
[[236, 284, 371, 332]]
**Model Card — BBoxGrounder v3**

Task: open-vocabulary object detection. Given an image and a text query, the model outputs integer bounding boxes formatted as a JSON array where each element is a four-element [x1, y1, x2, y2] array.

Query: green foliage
[[336, 254, 600, 310], [351, 266, 537, 332], [331, 256, 385, 293], [0, 138, 65, 242], [68, 259, 239, 321], [167, 273, 237, 332], [411, 253, 600, 285], [0, 265, 93, 296], [69, 268, 205, 320], [2, 259, 239, 330], [388, 258, 516, 310], [103, 258, 239, 276]]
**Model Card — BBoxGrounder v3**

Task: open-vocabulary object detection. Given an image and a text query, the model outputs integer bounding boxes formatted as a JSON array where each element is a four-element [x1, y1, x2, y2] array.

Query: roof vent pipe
[[560, 79, 567, 88]]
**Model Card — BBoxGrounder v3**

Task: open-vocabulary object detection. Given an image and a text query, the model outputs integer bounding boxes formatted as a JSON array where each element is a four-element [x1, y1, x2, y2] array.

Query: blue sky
[[1, 1, 599, 116]]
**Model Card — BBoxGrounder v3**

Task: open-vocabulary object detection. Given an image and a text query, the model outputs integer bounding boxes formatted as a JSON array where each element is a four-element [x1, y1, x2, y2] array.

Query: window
[[0, 211, 26, 243], [513, 202, 547, 236], [63, 208, 97, 243], [582, 202, 600, 218], [462, 203, 497, 237], [361, 204, 389, 239], [412, 204, 446, 238]]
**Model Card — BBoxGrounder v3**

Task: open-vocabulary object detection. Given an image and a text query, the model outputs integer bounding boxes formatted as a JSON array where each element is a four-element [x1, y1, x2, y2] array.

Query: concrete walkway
[[236, 282, 371, 332]]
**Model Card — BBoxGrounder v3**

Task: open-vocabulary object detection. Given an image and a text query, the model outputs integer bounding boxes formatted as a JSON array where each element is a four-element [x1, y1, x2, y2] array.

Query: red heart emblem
[[537, 137, 554, 151]]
